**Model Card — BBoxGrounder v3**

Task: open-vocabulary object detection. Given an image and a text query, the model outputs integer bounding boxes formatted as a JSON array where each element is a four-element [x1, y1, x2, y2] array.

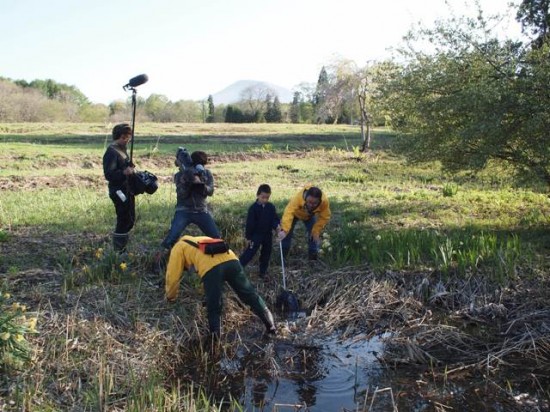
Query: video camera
[[175, 147, 206, 176], [132, 170, 158, 195]]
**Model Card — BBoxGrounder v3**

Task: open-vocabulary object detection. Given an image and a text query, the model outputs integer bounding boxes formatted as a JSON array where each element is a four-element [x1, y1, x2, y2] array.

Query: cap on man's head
[[112, 123, 132, 140]]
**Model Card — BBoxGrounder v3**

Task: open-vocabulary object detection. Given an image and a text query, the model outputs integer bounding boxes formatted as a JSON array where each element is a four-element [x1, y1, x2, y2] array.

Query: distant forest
[[0, 76, 329, 124], [0, 67, 387, 125]]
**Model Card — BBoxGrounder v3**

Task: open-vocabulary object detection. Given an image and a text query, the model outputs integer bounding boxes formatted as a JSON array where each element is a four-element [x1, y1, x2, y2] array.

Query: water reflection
[[269, 332, 387, 410], [252, 381, 268, 409], [296, 382, 318, 408], [174, 318, 391, 410], [174, 315, 548, 411]]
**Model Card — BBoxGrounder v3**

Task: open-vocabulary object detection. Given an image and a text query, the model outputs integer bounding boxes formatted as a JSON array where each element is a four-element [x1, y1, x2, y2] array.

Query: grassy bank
[[1, 123, 549, 410]]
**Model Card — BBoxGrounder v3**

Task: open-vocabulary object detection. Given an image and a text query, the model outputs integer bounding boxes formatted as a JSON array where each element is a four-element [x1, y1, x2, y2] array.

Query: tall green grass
[[0, 290, 37, 371], [320, 226, 526, 283]]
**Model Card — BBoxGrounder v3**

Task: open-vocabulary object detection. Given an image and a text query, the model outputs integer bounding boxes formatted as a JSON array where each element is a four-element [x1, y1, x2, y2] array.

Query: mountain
[[211, 80, 293, 105]]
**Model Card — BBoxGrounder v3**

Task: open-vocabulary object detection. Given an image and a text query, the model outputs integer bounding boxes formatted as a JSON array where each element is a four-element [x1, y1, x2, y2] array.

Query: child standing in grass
[[239, 184, 280, 278]]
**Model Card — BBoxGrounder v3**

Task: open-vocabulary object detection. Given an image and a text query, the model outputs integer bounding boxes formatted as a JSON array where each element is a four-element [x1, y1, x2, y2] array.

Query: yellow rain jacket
[[280, 185, 331, 237], [165, 235, 238, 301]]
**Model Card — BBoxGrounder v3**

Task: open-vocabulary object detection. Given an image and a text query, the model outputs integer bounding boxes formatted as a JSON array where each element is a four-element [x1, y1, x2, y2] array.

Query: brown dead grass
[[1, 228, 549, 410], [0, 151, 309, 191]]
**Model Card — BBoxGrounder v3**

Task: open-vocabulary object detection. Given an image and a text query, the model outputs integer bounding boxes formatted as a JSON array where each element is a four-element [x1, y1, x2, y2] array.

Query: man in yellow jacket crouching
[[165, 235, 277, 338], [278, 185, 331, 261]]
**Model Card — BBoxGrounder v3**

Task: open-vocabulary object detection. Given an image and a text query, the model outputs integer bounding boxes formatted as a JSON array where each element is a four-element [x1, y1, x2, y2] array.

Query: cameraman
[[102, 123, 136, 253], [160, 151, 221, 252]]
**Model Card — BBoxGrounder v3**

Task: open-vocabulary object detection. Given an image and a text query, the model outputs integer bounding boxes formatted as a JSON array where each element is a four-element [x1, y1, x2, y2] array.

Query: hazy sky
[[1, 0, 518, 104]]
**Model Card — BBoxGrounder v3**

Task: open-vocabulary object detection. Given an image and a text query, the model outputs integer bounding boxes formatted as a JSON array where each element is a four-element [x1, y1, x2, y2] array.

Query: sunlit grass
[[2, 149, 548, 256], [0, 122, 369, 157], [1, 125, 549, 410], [320, 226, 527, 282], [0, 188, 112, 229]]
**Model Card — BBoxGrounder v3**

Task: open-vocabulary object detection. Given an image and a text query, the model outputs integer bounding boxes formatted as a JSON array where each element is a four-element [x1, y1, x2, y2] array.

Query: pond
[[175, 312, 548, 411], [232, 332, 389, 411]]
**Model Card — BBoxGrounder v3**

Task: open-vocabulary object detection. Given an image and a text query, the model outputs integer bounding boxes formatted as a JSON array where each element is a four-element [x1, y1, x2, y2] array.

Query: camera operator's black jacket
[[103, 143, 132, 195], [174, 168, 214, 213]]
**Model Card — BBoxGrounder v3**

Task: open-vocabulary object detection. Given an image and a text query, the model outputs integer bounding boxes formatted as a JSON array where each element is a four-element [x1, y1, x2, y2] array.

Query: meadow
[[0, 123, 549, 411]]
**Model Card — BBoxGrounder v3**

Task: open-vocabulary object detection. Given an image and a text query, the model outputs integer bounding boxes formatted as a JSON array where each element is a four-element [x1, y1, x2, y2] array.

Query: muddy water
[[234, 332, 389, 411], [177, 316, 548, 411]]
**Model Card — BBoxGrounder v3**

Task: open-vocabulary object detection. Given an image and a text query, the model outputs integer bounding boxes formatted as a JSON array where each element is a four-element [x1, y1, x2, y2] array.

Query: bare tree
[[355, 61, 398, 151], [316, 58, 358, 124], [357, 77, 372, 151], [239, 84, 276, 118]]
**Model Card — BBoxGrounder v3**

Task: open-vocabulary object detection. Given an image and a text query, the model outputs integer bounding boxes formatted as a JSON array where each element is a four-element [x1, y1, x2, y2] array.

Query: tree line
[[0, 73, 357, 125], [0, 72, 382, 126]]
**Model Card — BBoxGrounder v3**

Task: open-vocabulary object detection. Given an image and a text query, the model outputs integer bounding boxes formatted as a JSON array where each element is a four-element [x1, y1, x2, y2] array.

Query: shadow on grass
[[0, 130, 397, 153], [1, 194, 548, 275]]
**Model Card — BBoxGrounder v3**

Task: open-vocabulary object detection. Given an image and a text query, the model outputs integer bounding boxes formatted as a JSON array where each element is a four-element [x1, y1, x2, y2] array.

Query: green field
[[1, 123, 549, 410]]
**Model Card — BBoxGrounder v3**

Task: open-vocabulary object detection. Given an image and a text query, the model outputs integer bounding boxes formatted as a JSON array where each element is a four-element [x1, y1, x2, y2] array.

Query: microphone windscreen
[[128, 74, 149, 87]]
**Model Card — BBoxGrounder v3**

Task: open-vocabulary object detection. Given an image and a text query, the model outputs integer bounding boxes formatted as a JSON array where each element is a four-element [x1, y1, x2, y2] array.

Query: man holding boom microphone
[[102, 123, 136, 253], [102, 74, 152, 253]]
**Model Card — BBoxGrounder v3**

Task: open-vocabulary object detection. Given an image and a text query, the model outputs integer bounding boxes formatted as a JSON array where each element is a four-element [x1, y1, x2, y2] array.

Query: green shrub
[[442, 183, 459, 197], [0, 292, 37, 371], [0, 230, 9, 242]]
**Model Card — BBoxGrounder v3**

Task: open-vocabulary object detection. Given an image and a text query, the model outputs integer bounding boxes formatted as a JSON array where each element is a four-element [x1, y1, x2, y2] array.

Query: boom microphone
[[123, 74, 148, 90]]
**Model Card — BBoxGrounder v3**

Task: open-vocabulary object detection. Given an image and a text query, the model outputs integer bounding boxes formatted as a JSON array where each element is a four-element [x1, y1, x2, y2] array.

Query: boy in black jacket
[[239, 184, 280, 278]]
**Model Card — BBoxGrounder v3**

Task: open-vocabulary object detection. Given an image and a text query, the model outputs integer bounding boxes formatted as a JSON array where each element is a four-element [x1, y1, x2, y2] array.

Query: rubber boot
[[208, 312, 222, 339], [113, 232, 129, 253], [258, 308, 277, 335]]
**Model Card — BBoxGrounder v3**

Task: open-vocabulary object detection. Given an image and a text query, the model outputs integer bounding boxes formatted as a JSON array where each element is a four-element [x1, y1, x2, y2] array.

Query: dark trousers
[[109, 192, 135, 251], [161, 210, 220, 250], [202, 260, 267, 335], [280, 216, 318, 255], [109, 192, 136, 234], [239, 234, 273, 275]]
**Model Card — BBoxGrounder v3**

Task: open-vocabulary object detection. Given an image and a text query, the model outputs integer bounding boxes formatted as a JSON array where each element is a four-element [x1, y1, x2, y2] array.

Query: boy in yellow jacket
[[165, 235, 276, 338], [278, 185, 331, 260]]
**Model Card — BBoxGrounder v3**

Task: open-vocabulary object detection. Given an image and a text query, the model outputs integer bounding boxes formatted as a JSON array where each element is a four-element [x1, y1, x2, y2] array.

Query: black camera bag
[[131, 170, 158, 195]]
